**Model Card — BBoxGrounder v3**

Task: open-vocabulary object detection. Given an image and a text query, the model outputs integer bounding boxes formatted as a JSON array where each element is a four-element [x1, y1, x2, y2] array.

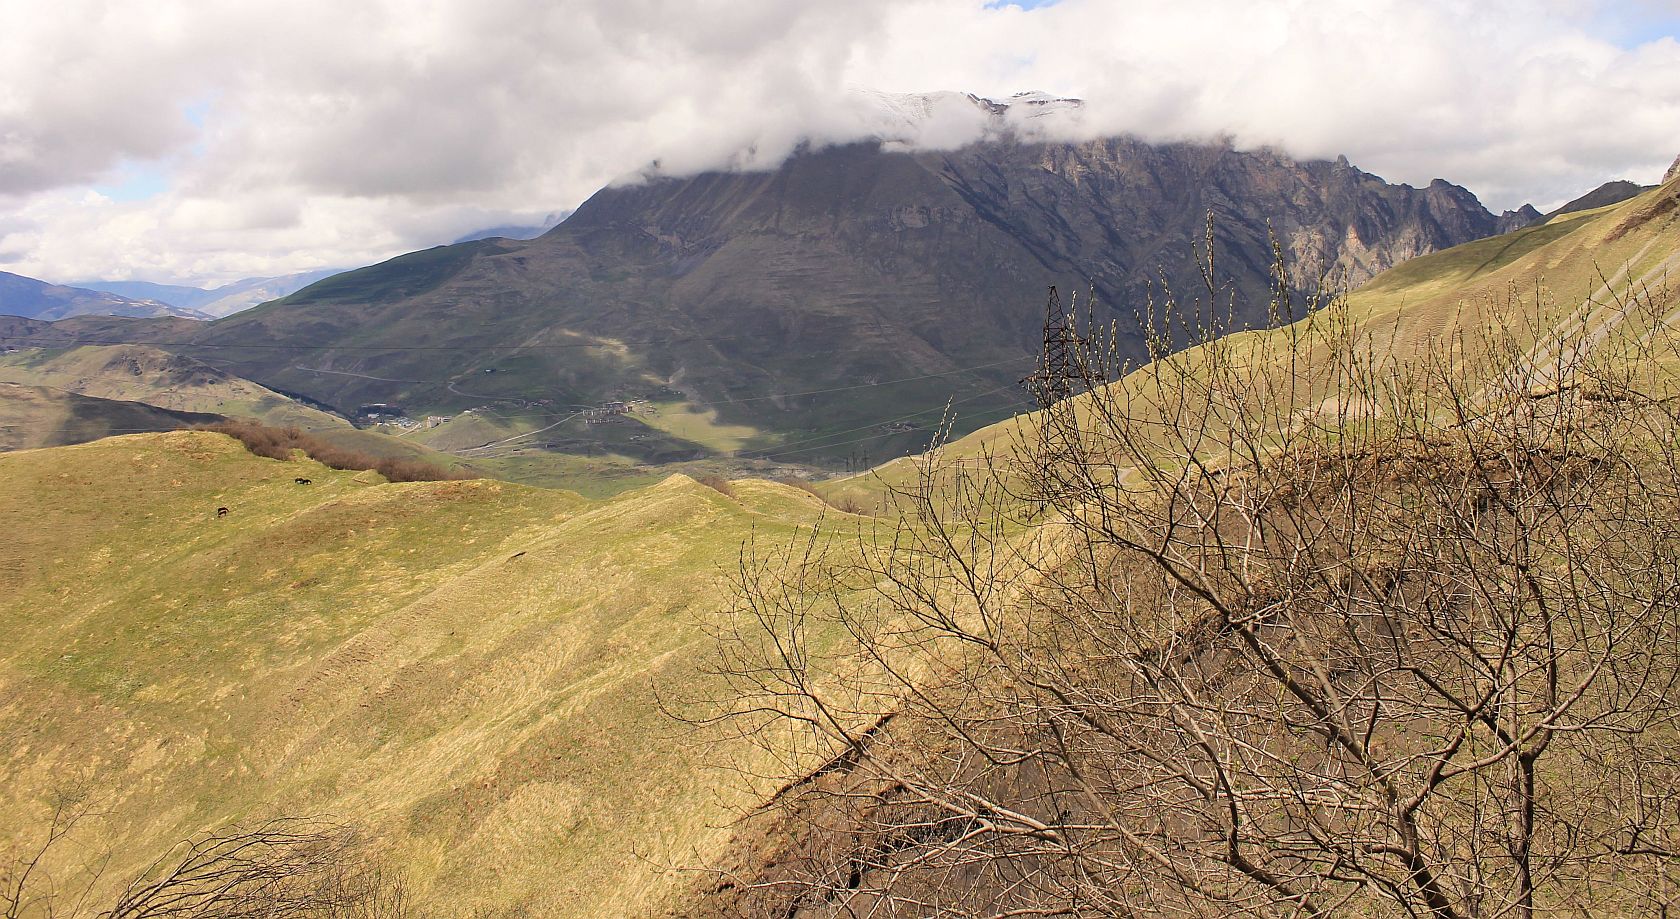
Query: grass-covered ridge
[[0, 430, 846, 918]]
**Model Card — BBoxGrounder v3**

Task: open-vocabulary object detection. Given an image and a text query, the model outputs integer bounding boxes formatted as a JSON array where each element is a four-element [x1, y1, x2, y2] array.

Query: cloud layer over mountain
[[1, 0, 1677, 284]]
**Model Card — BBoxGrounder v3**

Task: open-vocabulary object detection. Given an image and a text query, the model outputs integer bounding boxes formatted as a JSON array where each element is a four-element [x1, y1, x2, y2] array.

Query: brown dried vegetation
[[3, 804, 408, 919], [691, 254, 1680, 918], [194, 420, 473, 483]]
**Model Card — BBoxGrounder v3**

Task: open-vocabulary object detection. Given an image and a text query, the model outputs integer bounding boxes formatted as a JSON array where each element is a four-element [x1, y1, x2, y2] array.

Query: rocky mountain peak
[[1497, 204, 1544, 234], [1666, 154, 1680, 184]]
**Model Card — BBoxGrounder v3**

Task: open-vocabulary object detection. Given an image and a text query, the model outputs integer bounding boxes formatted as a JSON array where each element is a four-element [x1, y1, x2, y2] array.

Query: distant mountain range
[[0, 271, 213, 321], [179, 102, 1544, 456], [74, 268, 344, 318]]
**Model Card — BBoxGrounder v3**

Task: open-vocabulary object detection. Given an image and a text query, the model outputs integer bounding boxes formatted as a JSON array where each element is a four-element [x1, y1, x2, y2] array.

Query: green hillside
[[0, 431, 853, 918]]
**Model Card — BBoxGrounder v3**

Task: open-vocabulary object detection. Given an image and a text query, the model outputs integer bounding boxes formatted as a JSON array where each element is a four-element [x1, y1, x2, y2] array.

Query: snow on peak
[[844, 89, 1085, 151]]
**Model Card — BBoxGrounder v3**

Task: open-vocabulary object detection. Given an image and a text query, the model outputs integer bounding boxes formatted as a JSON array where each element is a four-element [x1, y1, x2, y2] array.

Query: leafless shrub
[[194, 420, 473, 482], [104, 819, 406, 919], [695, 243, 1680, 918], [3, 797, 105, 919], [776, 477, 871, 516], [4, 814, 407, 919], [697, 475, 737, 498]]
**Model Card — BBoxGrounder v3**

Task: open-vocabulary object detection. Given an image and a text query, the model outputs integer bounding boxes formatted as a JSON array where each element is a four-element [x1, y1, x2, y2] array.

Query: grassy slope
[[0, 431, 841, 918], [0, 382, 223, 450], [0, 344, 347, 430]]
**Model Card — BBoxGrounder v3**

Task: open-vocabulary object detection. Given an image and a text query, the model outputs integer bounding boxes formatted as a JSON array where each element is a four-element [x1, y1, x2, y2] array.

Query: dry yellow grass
[[0, 432, 834, 918]]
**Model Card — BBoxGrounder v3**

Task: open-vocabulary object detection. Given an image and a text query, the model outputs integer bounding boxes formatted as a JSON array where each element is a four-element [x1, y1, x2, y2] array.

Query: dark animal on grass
[[216, 507, 229, 518], [295, 477, 312, 485]]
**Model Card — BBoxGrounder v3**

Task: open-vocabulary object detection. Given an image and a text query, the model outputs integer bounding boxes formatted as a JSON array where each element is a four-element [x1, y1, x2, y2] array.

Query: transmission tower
[[1024, 286, 1076, 409]]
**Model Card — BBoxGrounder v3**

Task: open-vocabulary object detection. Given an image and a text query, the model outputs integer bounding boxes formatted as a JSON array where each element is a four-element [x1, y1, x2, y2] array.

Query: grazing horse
[[216, 506, 229, 518], [295, 477, 312, 485]]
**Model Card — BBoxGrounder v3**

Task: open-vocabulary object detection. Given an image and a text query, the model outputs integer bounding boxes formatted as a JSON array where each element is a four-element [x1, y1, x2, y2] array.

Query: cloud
[[0, 0, 1676, 284]]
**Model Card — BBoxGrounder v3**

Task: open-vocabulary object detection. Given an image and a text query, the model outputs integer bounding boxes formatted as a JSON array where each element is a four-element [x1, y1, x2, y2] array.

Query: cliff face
[[1666, 154, 1680, 184], [190, 137, 1512, 446], [926, 138, 1504, 304]]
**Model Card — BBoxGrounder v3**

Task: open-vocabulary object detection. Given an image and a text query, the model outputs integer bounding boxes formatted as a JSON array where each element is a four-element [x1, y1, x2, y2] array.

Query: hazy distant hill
[[76, 269, 344, 318], [187, 134, 1517, 458], [0, 271, 212, 321]]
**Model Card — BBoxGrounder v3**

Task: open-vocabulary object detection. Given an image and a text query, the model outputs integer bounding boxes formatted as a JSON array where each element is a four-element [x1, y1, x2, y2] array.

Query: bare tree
[[694, 247, 1680, 918], [103, 820, 407, 919], [4, 816, 407, 919], [3, 797, 108, 919]]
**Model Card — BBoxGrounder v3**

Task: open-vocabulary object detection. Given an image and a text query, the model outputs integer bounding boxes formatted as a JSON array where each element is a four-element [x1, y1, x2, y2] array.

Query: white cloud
[[0, 0, 1676, 285]]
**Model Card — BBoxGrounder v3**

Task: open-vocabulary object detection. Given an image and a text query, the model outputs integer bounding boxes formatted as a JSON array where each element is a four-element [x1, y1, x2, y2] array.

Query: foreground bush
[[194, 420, 475, 483], [701, 265, 1680, 918]]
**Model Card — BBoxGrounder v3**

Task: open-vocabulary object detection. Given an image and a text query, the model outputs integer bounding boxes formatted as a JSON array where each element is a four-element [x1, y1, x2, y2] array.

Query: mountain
[[70, 279, 211, 307], [1496, 203, 1543, 232], [184, 130, 1514, 462], [75, 269, 345, 318], [1667, 154, 1680, 184], [0, 271, 212, 321]]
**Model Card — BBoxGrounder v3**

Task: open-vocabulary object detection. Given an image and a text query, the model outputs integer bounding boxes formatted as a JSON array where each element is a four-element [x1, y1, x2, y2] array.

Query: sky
[[1, 0, 1678, 287]]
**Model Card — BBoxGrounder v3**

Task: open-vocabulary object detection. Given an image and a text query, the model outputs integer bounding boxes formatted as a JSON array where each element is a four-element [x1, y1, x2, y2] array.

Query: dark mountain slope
[[185, 138, 1512, 457], [1542, 180, 1653, 221]]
